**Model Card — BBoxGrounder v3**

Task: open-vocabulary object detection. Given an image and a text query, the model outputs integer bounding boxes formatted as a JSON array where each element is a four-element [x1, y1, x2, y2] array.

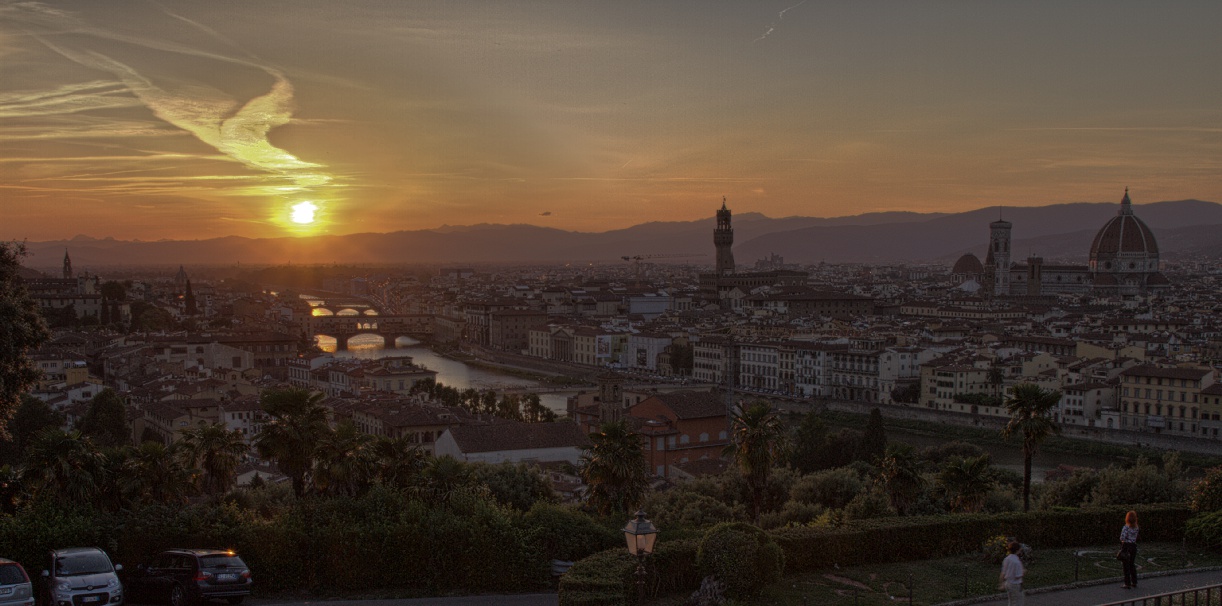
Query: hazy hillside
[[20, 199, 1222, 269]]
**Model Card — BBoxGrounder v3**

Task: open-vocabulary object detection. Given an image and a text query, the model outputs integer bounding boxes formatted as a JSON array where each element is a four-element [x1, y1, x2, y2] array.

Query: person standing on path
[[999, 541, 1024, 606], [1121, 510, 1140, 588]]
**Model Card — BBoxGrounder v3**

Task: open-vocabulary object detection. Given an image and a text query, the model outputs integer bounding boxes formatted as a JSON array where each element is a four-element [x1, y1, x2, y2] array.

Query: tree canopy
[[0, 243, 51, 439]]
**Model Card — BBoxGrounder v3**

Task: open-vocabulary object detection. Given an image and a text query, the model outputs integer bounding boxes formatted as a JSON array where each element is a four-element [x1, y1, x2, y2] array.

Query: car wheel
[[170, 585, 187, 606], [226, 598, 243, 605]]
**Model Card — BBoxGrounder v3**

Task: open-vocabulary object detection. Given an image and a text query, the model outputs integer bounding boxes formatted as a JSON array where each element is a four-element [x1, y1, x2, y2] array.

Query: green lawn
[[657, 542, 1222, 605]]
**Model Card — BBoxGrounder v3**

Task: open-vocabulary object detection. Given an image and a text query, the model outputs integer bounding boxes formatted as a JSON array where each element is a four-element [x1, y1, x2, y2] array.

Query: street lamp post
[[623, 509, 658, 605]]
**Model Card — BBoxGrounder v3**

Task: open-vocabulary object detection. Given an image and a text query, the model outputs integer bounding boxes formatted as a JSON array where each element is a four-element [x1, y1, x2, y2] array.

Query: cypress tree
[[858, 407, 888, 463]]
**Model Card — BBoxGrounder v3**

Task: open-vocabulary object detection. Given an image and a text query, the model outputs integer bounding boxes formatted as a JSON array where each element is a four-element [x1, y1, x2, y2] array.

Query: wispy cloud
[[753, 1, 806, 44], [0, 1, 336, 205]]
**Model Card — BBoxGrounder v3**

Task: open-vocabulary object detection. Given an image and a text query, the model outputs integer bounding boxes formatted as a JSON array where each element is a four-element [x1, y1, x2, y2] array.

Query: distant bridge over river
[[308, 313, 433, 350]]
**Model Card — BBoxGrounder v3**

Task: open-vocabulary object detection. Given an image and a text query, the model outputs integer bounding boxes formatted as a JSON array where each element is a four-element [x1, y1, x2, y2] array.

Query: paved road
[[964, 569, 1222, 606], [253, 595, 558, 606]]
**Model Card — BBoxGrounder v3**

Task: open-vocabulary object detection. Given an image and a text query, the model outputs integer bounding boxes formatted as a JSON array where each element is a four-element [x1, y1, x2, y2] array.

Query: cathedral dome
[[951, 253, 984, 276], [1089, 189, 1159, 273]]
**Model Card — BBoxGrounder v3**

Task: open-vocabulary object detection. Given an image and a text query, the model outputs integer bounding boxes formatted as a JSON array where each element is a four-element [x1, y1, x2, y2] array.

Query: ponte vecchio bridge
[[308, 313, 434, 350], [301, 294, 433, 350]]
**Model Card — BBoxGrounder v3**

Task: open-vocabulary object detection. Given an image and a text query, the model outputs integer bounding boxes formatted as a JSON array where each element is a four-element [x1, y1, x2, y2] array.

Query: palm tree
[[420, 455, 472, 505], [1001, 383, 1062, 512], [937, 454, 994, 513], [724, 400, 789, 522], [372, 435, 426, 489], [873, 443, 926, 516], [120, 441, 192, 505], [22, 429, 106, 503], [313, 421, 375, 497], [177, 422, 250, 496], [579, 420, 648, 516], [255, 388, 331, 497], [0, 464, 23, 513]]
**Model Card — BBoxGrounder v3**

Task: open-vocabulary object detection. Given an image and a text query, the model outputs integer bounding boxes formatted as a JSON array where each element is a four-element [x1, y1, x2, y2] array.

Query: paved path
[[964, 569, 1222, 606], [254, 594, 558, 606]]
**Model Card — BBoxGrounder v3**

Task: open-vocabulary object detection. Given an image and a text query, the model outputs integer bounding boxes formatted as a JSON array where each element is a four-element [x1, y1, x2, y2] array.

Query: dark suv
[[123, 550, 250, 606]]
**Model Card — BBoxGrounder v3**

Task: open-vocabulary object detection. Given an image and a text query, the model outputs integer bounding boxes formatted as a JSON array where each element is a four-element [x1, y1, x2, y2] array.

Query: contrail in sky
[[753, 0, 806, 44]]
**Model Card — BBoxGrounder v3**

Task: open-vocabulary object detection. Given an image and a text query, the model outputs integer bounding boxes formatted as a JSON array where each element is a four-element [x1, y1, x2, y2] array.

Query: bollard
[[1074, 551, 1080, 582], [963, 563, 968, 597], [909, 573, 914, 605]]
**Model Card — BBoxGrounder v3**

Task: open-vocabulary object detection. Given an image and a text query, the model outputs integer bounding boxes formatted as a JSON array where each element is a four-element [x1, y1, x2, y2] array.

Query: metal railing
[[1097, 584, 1222, 606]]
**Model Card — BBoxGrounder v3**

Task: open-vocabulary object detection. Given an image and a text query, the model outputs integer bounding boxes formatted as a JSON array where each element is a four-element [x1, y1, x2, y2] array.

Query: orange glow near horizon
[[2, 2, 1222, 241]]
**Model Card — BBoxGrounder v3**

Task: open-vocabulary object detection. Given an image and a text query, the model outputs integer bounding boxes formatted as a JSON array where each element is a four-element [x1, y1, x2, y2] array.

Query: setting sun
[[290, 201, 318, 224]]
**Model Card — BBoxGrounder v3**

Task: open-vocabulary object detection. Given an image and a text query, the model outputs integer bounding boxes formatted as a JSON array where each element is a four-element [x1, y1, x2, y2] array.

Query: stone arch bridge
[[308, 314, 434, 350]]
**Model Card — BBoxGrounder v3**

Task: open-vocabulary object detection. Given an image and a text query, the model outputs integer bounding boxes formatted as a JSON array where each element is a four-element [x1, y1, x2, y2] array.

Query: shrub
[[790, 467, 863, 510], [520, 503, 621, 562], [1189, 466, 1222, 513], [557, 539, 699, 606], [758, 501, 825, 530], [1038, 468, 1099, 509], [1186, 511, 1222, 548], [644, 489, 740, 532], [843, 488, 895, 520], [695, 523, 784, 598], [982, 486, 1021, 513], [919, 440, 985, 465], [1090, 462, 1184, 506]]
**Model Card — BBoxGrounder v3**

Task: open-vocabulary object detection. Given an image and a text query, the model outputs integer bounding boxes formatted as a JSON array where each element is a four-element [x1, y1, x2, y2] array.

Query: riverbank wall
[[450, 344, 1222, 457], [774, 397, 1222, 457]]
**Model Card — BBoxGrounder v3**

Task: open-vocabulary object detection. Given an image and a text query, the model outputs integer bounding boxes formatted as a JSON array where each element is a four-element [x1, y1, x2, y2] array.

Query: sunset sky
[[2, 0, 1221, 241]]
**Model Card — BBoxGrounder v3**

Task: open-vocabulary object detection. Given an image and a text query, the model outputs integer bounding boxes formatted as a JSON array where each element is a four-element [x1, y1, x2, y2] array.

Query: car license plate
[[83, 597, 100, 603], [217, 574, 236, 582]]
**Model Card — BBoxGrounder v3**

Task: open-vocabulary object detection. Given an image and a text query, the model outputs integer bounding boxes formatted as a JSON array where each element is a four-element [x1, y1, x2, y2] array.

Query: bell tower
[[597, 372, 625, 423], [986, 215, 1012, 296], [63, 249, 73, 279], [714, 197, 735, 276]]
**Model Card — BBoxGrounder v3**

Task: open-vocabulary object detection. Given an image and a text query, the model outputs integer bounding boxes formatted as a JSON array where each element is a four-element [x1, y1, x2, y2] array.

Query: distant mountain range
[[18, 200, 1222, 269]]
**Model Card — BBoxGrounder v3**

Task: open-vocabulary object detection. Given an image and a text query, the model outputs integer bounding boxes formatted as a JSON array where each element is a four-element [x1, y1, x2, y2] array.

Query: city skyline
[[3, 0, 1221, 241]]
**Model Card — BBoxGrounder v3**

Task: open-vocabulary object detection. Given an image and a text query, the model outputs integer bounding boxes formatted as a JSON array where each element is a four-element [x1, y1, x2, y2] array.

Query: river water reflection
[[318, 336, 1127, 477], [317, 335, 574, 414]]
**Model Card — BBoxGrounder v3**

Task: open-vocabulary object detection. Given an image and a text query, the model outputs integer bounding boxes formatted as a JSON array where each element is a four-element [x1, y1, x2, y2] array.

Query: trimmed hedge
[[558, 504, 1192, 605], [0, 489, 552, 596], [558, 539, 699, 606], [773, 504, 1191, 572]]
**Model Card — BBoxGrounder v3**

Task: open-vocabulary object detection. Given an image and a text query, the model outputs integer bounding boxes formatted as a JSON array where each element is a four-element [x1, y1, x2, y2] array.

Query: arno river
[[316, 334, 575, 415], [316, 335, 1119, 481]]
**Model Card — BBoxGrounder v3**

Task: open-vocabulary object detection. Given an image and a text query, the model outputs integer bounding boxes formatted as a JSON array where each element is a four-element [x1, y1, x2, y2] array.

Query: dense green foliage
[[0, 487, 566, 596], [1190, 466, 1222, 513], [857, 408, 887, 462], [560, 505, 1193, 604], [1186, 510, 1222, 548], [0, 242, 50, 438], [558, 539, 700, 606], [695, 522, 784, 597], [0, 396, 63, 465]]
